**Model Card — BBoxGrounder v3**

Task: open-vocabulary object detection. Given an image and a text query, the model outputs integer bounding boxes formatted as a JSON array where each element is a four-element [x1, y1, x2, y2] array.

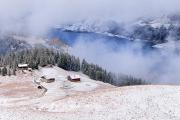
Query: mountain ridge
[[54, 15, 180, 46]]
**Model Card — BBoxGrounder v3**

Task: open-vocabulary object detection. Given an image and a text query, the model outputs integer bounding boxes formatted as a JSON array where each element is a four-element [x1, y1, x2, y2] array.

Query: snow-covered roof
[[69, 75, 80, 79], [18, 64, 28, 68]]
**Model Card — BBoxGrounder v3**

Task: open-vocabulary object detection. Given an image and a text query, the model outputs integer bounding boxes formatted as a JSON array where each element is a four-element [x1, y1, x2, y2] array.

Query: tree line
[[0, 48, 147, 86]]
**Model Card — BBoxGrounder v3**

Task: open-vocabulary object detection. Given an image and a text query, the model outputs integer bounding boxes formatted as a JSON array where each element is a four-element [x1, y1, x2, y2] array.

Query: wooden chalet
[[67, 75, 81, 82]]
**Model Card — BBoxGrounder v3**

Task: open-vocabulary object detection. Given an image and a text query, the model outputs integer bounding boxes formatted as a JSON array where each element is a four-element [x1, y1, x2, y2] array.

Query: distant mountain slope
[[46, 38, 69, 52], [1, 14, 180, 55], [0, 34, 69, 55], [53, 15, 180, 45], [0, 36, 31, 55]]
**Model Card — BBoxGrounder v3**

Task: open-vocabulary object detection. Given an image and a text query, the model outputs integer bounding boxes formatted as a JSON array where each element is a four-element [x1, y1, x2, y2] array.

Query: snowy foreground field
[[0, 67, 180, 120]]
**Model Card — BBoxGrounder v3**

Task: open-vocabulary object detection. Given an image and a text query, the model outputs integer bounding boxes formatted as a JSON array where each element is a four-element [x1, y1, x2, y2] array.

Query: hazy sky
[[0, 0, 180, 34]]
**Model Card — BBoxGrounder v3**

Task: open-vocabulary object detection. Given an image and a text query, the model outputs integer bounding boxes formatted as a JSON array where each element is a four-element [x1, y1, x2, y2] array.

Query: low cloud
[[0, 0, 180, 35], [70, 37, 180, 84]]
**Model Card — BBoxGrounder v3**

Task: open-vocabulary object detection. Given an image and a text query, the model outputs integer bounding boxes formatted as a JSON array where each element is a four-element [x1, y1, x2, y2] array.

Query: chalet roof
[[69, 75, 80, 79], [18, 64, 28, 68]]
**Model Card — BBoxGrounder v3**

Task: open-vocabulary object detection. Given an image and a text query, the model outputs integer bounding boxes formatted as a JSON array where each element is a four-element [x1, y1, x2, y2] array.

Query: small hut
[[67, 75, 81, 82], [40, 76, 55, 83], [18, 64, 28, 70]]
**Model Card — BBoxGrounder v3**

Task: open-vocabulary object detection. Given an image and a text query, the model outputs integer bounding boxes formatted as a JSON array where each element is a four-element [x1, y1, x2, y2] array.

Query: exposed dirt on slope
[[0, 73, 42, 98]]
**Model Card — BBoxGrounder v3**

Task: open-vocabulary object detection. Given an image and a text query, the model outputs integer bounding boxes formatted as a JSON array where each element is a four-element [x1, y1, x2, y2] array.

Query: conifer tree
[[0, 68, 2, 75], [2, 67, 7, 76]]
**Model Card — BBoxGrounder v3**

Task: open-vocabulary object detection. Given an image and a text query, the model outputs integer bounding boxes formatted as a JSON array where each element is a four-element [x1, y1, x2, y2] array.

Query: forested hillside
[[0, 48, 147, 86]]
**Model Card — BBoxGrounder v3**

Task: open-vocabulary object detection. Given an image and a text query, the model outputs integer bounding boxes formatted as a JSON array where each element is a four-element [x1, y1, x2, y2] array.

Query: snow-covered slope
[[1, 67, 180, 120], [1, 85, 180, 120], [58, 20, 122, 34], [134, 15, 172, 29]]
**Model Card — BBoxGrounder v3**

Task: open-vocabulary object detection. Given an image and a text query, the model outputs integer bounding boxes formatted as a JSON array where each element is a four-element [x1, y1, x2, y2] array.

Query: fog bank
[[0, 0, 180, 35], [70, 37, 180, 84]]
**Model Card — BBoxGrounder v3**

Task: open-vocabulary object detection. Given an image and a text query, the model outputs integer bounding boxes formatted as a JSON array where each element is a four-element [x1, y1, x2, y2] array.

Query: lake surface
[[48, 29, 155, 52]]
